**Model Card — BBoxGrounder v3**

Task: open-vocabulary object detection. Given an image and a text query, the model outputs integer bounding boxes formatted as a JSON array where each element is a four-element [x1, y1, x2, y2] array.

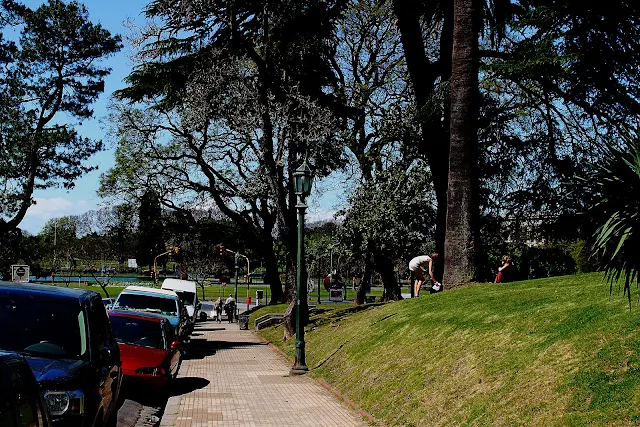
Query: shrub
[[584, 133, 640, 300]]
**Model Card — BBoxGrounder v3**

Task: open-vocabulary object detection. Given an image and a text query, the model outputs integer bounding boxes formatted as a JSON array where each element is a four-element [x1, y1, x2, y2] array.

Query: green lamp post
[[290, 158, 313, 375]]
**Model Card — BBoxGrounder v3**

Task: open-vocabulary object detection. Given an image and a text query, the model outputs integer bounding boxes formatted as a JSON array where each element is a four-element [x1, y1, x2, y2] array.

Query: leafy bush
[[514, 245, 577, 279], [584, 133, 640, 300], [482, 238, 578, 282], [565, 239, 600, 273]]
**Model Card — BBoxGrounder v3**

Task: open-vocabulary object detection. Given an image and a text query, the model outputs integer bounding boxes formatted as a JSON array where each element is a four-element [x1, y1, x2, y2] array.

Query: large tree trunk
[[263, 250, 284, 303], [180, 259, 188, 280], [354, 251, 373, 306], [393, 0, 453, 254], [444, 0, 480, 287], [284, 252, 297, 303], [373, 251, 402, 301]]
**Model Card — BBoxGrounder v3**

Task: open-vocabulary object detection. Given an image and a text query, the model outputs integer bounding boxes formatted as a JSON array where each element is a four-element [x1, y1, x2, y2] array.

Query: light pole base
[[290, 364, 309, 376]]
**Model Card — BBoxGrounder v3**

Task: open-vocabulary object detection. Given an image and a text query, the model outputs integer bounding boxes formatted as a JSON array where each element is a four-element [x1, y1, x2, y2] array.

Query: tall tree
[[105, 0, 348, 302], [0, 0, 122, 235], [443, 0, 481, 285], [392, 0, 453, 255], [338, 165, 436, 300], [331, 0, 428, 297], [137, 190, 165, 269]]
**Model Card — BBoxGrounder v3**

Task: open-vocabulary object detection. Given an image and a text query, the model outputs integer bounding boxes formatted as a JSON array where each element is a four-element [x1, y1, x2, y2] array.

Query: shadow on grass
[[307, 302, 388, 329]]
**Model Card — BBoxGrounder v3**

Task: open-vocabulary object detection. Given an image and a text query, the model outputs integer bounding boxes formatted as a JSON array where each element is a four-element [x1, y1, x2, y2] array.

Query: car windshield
[[0, 297, 88, 360], [110, 316, 165, 349], [114, 293, 178, 316], [175, 291, 195, 306], [200, 303, 214, 311]]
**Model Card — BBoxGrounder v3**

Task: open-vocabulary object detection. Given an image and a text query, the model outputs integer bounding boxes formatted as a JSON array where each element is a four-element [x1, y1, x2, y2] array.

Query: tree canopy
[[0, 0, 122, 236]]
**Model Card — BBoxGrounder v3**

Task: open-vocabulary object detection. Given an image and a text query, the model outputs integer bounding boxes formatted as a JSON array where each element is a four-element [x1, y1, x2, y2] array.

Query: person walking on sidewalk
[[409, 253, 441, 296], [224, 294, 236, 323], [215, 297, 223, 323]]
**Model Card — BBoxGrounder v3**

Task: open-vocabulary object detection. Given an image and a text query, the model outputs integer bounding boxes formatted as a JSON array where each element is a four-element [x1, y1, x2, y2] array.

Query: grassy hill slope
[[257, 273, 640, 426]]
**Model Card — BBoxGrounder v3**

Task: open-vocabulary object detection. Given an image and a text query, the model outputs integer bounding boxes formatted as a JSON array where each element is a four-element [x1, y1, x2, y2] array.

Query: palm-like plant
[[588, 133, 640, 303]]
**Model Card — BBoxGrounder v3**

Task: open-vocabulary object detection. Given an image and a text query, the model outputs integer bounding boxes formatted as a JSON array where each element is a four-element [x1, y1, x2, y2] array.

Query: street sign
[[11, 265, 30, 282]]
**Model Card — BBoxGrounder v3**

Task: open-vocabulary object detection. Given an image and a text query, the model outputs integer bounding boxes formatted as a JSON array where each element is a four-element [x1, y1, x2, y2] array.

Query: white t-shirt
[[409, 255, 432, 271], [225, 297, 235, 304]]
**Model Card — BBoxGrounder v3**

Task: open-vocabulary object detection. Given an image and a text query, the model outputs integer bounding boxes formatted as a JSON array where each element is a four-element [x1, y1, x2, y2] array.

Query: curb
[[261, 337, 378, 425], [316, 378, 377, 425], [267, 341, 290, 361], [158, 359, 189, 427]]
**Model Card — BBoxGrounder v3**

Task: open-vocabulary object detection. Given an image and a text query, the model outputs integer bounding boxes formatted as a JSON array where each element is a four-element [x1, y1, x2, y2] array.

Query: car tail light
[[135, 367, 166, 376]]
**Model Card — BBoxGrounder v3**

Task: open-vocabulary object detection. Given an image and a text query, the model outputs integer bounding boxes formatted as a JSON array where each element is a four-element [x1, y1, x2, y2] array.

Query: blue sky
[[19, 0, 346, 234], [20, 0, 151, 234]]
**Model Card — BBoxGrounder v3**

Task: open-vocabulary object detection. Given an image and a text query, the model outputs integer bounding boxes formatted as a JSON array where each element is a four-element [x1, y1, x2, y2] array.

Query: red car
[[108, 310, 182, 387]]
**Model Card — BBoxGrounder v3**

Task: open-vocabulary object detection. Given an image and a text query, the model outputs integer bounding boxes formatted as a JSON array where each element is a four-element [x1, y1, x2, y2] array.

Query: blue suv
[[0, 351, 52, 426], [0, 282, 122, 427]]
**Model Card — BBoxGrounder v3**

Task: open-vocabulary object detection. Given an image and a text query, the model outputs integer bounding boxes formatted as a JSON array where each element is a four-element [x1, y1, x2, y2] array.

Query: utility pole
[[52, 221, 57, 284], [234, 252, 239, 320]]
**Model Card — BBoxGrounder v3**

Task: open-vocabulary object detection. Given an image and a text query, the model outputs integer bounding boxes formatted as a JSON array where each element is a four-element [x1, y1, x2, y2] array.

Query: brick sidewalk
[[160, 321, 366, 427]]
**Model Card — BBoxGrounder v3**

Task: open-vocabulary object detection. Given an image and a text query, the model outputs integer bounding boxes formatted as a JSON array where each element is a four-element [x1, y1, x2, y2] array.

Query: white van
[[161, 279, 199, 330]]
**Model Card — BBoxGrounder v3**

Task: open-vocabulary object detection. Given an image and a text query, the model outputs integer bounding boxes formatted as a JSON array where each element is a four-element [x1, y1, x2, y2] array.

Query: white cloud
[[307, 208, 338, 224], [20, 198, 94, 235]]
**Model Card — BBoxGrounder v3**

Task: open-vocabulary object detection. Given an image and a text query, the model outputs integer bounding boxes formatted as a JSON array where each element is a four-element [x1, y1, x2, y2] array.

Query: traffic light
[[219, 245, 225, 256]]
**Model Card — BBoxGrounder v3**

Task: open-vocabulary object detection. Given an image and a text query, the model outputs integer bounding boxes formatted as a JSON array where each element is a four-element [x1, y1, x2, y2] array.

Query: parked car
[[113, 286, 189, 341], [0, 351, 53, 427], [161, 279, 199, 333], [198, 302, 216, 321], [0, 282, 122, 427], [108, 310, 182, 387]]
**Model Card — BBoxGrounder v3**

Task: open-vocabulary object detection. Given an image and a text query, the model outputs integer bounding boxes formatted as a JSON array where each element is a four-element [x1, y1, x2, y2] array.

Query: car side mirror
[[171, 341, 182, 351], [196, 303, 202, 310]]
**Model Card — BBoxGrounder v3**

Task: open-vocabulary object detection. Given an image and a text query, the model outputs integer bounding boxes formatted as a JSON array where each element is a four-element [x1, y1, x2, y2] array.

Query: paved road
[[116, 384, 167, 427]]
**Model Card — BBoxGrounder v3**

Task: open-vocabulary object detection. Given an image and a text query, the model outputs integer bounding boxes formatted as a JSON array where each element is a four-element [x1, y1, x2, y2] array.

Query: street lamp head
[[293, 158, 313, 198]]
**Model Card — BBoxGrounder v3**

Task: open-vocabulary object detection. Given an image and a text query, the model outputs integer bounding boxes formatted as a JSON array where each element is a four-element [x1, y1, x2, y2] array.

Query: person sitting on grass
[[409, 253, 441, 296], [495, 255, 515, 283]]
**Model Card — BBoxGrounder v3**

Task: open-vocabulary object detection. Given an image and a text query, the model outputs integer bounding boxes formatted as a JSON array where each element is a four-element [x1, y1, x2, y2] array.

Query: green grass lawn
[[255, 273, 640, 426]]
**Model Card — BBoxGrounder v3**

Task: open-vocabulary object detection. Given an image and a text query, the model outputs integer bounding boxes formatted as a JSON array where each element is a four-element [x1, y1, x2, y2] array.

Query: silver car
[[198, 302, 216, 321]]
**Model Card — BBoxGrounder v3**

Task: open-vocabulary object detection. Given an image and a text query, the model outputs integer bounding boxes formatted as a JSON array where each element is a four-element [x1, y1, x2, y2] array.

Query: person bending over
[[409, 253, 440, 296]]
